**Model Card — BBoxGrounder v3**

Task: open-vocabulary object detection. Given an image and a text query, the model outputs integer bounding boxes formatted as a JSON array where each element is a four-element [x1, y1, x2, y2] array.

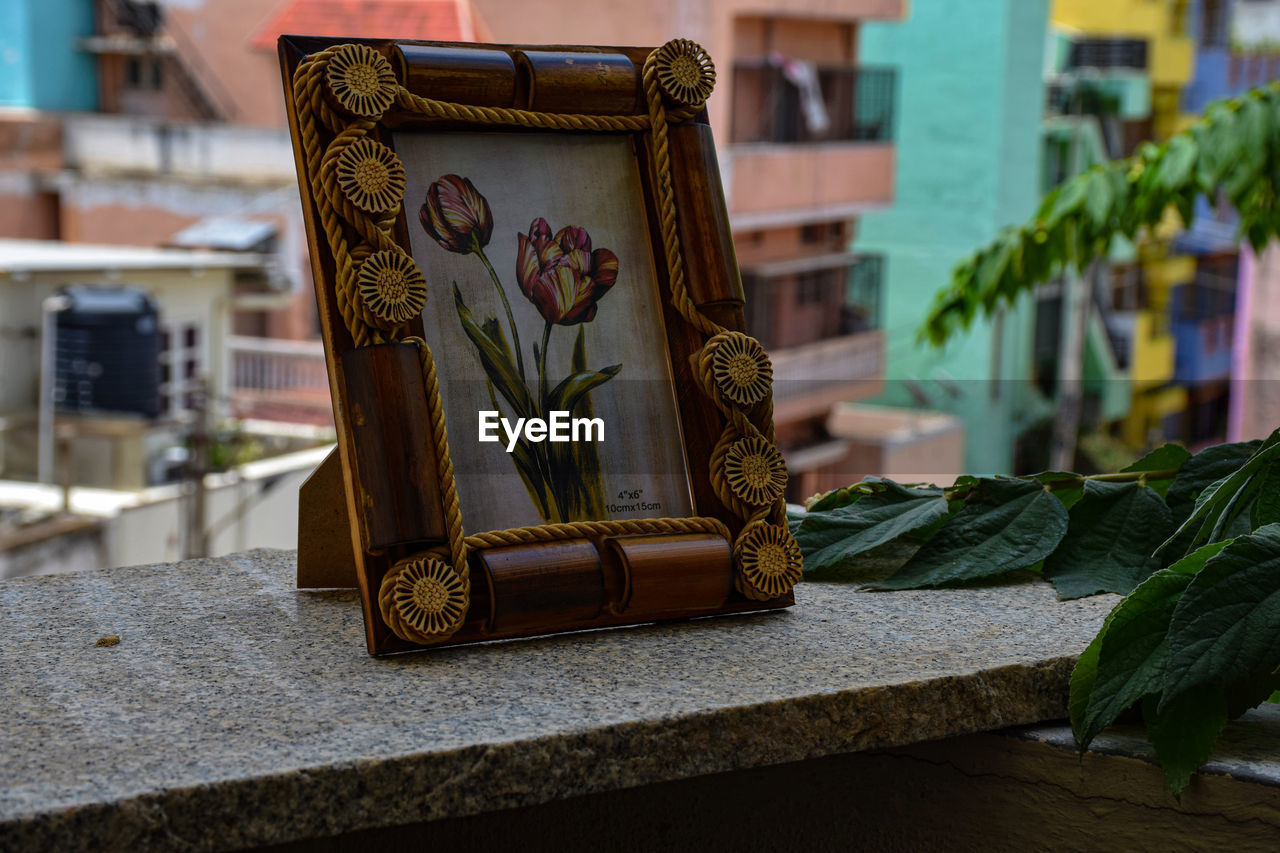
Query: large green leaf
[[1143, 686, 1229, 796], [1121, 443, 1192, 500], [1044, 481, 1174, 600], [1162, 524, 1280, 707], [1165, 439, 1262, 517], [1224, 671, 1280, 719], [1075, 541, 1230, 749], [805, 486, 863, 513], [1251, 460, 1280, 529], [1158, 440, 1280, 556], [1157, 134, 1198, 191], [1040, 175, 1088, 229], [796, 481, 950, 581], [453, 284, 535, 419], [1069, 612, 1116, 744], [875, 479, 1068, 589], [1083, 169, 1113, 230]]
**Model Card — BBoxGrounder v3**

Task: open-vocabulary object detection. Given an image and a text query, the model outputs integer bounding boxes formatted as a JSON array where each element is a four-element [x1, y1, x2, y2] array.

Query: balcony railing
[[731, 63, 895, 145], [743, 253, 883, 352], [228, 336, 332, 424], [228, 336, 327, 394], [1066, 38, 1148, 71]]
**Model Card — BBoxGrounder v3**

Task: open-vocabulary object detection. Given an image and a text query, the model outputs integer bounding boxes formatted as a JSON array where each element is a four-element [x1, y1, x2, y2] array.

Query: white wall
[[102, 444, 329, 569]]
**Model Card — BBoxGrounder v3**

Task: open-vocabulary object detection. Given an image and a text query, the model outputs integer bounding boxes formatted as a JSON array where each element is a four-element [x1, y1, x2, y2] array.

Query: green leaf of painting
[[567, 325, 605, 519], [1162, 524, 1280, 708], [1044, 481, 1174, 600], [1166, 439, 1263, 517], [453, 284, 536, 419], [796, 481, 949, 581], [482, 380, 550, 520], [1030, 471, 1085, 510], [1075, 541, 1230, 749], [1122, 443, 1192, 499], [1143, 686, 1228, 796], [547, 365, 622, 415], [875, 479, 1068, 589]]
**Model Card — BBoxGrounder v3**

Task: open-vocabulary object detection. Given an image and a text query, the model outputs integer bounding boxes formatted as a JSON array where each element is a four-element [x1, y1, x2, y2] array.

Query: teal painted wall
[[856, 0, 1051, 473], [0, 0, 97, 110]]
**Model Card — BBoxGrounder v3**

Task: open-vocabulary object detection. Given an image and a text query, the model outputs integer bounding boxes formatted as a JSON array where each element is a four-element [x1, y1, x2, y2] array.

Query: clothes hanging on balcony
[[769, 52, 829, 136]]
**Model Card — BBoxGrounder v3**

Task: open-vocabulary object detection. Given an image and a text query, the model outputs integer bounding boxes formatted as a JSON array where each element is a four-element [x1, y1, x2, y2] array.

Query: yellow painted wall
[[1123, 384, 1187, 447], [1052, 0, 1193, 124], [1130, 310, 1176, 390]]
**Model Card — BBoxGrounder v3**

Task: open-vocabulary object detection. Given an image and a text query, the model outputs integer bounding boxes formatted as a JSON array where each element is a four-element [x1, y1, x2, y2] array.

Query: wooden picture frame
[[279, 35, 800, 654]]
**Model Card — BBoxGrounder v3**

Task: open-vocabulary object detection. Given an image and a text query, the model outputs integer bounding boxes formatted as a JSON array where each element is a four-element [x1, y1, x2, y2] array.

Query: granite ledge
[[0, 549, 1115, 851]]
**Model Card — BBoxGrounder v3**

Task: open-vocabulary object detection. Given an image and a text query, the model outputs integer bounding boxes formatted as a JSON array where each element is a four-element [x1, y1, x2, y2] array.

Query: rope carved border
[[291, 39, 800, 644]]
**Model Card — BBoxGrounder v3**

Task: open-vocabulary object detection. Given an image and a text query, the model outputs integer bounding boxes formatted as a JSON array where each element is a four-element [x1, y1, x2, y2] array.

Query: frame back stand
[[297, 449, 358, 588]]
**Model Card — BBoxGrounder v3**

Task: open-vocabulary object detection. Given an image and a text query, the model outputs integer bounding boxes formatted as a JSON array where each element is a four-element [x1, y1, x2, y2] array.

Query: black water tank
[[54, 286, 160, 419]]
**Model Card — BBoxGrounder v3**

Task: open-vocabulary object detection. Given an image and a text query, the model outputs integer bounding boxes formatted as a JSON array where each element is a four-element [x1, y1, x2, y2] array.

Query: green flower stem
[[475, 247, 527, 382], [538, 320, 552, 412], [535, 319, 571, 523]]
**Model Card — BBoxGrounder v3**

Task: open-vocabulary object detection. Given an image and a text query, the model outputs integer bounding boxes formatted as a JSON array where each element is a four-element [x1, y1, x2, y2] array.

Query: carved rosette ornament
[[708, 331, 773, 407], [326, 44, 398, 118], [356, 250, 427, 328], [379, 556, 470, 643], [734, 522, 803, 601], [724, 435, 788, 507], [335, 138, 406, 214], [652, 39, 716, 107]]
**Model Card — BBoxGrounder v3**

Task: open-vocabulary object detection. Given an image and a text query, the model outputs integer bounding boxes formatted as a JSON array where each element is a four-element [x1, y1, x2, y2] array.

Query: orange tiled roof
[[250, 0, 484, 50]]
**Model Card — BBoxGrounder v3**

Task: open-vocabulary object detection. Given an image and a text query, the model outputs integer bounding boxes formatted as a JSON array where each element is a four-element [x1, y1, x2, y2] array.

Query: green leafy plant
[[795, 433, 1280, 792], [920, 81, 1280, 345]]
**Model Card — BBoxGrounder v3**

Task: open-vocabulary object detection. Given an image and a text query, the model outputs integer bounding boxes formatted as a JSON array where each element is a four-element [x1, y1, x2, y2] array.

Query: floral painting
[[396, 132, 694, 532]]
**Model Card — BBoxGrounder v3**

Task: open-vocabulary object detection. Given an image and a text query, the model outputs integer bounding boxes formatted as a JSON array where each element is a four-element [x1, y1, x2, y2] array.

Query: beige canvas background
[[395, 131, 694, 533]]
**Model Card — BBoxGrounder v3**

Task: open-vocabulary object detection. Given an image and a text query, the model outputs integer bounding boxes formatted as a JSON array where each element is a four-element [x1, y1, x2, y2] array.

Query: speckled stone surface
[[0, 549, 1115, 851], [1011, 702, 1280, 788]]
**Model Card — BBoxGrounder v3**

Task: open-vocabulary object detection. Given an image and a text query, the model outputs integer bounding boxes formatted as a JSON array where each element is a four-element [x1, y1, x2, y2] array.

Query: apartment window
[[1201, 0, 1227, 48], [124, 57, 163, 90], [159, 319, 204, 417]]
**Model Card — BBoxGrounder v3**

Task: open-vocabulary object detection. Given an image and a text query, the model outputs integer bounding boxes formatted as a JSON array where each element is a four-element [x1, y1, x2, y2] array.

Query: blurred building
[[1038, 0, 1199, 461], [0, 237, 330, 577], [1044, 0, 1280, 454], [851, 0, 1052, 474], [0, 0, 488, 431], [1202, 0, 1280, 443]]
